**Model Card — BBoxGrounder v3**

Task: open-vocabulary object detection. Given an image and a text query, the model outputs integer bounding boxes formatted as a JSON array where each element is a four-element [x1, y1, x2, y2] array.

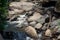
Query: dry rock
[[30, 21, 36, 27], [10, 2, 35, 11], [14, 9, 24, 14], [45, 29, 52, 37], [24, 26, 38, 39], [28, 12, 42, 21], [9, 9, 24, 14], [35, 23, 42, 29]]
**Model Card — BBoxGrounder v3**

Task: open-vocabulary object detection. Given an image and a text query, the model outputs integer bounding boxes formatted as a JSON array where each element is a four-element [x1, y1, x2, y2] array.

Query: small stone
[[28, 12, 42, 21], [24, 26, 38, 39], [35, 23, 42, 29], [30, 21, 36, 27], [45, 29, 52, 37]]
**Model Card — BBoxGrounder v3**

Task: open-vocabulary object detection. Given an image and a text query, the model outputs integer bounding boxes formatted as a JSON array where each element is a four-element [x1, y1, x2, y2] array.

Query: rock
[[42, 23, 48, 30], [55, 0, 60, 12], [20, 0, 27, 2], [9, 11, 15, 15], [50, 19, 60, 29], [45, 29, 52, 37], [57, 35, 60, 39], [40, 0, 49, 2], [35, 23, 42, 29], [53, 38, 57, 40], [52, 26, 58, 33], [51, 20, 58, 26], [10, 2, 35, 11], [28, 12, 42, 21], [24, 26, 38, 39], [56, 26, 60, 33], [14, 9, 24, 14], [9, 9, 24, 14], [30, 21, 36, 27], [36, 14, 49, 24]]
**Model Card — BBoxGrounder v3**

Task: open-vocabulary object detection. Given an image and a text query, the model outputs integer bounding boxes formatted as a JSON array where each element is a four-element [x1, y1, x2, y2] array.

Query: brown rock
[[28, 12, 42, 21], [24, 26, 38, 39], [45, 29, 52, 37]]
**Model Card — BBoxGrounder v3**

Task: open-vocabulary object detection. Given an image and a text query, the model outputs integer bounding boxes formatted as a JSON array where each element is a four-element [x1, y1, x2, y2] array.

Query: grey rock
[[42, 23, 48, 30], [50, 19, 60, 29], [37, 14, 49, 24]]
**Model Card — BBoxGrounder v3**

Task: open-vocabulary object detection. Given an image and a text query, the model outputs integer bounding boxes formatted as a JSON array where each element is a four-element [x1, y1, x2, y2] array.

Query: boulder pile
[[5, 0, 60, 40]]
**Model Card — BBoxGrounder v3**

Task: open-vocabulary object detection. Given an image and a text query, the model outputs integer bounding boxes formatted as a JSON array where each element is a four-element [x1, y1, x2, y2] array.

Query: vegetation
[[0, 0, 8, 30]]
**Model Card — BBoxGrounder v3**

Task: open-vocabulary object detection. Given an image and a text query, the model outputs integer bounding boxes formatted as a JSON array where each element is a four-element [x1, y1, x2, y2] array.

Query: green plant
[[0, 0, 8, 30]]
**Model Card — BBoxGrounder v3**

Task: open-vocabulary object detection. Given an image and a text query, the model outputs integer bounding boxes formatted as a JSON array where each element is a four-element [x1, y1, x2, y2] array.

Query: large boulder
[[9, 2, 35, 11]]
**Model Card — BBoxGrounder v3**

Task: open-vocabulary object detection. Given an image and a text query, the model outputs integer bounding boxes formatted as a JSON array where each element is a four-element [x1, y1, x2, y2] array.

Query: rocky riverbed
[[3, 0, 60, 40]]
